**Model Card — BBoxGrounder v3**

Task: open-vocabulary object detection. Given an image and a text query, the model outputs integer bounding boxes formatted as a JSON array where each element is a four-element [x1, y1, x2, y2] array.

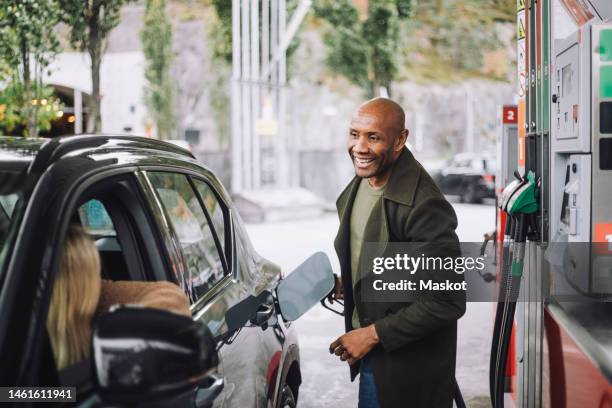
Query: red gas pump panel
[[594, 223, 612, 254]]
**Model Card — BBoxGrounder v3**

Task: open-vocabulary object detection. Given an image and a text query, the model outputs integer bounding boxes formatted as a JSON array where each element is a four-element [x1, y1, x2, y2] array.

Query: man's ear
[[396, 129, 409, 151]]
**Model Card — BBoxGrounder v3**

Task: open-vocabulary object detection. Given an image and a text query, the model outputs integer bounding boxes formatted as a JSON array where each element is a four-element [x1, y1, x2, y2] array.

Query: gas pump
[[490, 1, 612, 407], [549, 21, 612, 296]]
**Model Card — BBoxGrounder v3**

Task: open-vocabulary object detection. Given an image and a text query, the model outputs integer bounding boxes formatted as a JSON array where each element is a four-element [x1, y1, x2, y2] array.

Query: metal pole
[[262, 0, 270, 83], [74, 89, 83, 134], [262, 0, 270, 187], [251, 0, 261, 190], [241, 0, 252, 190], [271, 0, 278, 85], [260, 0, 312, 81], [278, 0, 290, 188], [231, 0, 242, 192]]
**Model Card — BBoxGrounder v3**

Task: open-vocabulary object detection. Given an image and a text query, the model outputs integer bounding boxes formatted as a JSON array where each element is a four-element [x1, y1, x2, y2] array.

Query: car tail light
[[482, 173, 494, 183]]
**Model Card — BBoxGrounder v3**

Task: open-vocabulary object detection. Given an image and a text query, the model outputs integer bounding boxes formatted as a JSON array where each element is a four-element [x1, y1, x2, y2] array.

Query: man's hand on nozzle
[[327, 275, 343, 304]]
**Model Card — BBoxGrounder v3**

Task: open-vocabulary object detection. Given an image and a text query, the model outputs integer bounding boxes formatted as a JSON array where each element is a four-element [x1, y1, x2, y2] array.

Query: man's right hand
[[327, 275, 343, 304]]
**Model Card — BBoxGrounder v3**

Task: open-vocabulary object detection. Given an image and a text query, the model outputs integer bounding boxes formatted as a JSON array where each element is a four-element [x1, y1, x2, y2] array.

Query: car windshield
[[0, 171, 28, 277]]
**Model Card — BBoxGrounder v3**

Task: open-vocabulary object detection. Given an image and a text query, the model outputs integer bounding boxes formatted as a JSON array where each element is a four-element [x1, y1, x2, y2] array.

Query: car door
[[141, 170, 287, 408], [2, 162, 204, 395]]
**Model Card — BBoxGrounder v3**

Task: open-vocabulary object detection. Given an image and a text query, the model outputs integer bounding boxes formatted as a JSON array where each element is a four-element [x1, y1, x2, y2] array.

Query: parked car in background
[[432, 153, 497, 204], [0, 135, 332, 407]]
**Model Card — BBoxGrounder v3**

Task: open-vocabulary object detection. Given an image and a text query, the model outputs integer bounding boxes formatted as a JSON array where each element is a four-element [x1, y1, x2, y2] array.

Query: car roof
[[0, 135, 197, 175], [453, 152, 496, 161]]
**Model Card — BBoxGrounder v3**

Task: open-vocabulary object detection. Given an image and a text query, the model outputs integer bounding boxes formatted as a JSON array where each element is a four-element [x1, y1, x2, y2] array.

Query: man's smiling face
[[348, 103, 406, 186]]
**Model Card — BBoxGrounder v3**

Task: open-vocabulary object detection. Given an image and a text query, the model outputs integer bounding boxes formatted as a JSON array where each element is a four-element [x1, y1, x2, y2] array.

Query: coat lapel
[[382, 147, 421, 207]]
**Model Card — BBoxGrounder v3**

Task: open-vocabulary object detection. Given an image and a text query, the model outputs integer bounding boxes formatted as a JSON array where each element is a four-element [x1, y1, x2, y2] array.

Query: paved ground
[[246, 200, 496, 408]]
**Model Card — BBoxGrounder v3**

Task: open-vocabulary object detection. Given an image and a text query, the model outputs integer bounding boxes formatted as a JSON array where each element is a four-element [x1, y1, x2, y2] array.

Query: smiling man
[[329, 98, 466, 407]]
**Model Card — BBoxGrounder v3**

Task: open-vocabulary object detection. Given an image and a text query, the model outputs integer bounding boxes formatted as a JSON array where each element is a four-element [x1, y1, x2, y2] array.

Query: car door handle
[[195, 373, 224, 407]]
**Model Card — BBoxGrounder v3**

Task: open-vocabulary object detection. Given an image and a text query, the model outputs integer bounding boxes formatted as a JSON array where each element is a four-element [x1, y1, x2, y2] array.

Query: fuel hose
[[490, 171, 538, 408], [494, 214, 527, 408], [489, 215, 514, 403]]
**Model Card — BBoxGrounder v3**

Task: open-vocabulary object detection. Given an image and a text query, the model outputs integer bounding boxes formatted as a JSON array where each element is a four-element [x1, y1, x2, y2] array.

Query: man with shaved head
[[328, 98, 466, 407]]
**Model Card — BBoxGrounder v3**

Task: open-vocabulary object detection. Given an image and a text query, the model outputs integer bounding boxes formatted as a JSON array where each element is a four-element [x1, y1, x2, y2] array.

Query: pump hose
[[489, 216, 514, 403], [493, 214, 528, 408]]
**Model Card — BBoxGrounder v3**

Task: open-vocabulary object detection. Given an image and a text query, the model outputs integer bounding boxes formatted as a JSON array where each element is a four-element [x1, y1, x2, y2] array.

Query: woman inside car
[[46, 224, 191, 370]]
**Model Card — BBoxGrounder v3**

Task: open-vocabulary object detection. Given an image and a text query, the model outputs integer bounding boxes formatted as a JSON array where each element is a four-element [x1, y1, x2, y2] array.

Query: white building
[[46, 51, 148, 135]]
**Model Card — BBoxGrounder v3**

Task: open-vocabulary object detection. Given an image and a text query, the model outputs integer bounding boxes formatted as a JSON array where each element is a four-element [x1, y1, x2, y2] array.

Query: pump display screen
[[600, 102, 612, 134], [601, 138, 612, 170]]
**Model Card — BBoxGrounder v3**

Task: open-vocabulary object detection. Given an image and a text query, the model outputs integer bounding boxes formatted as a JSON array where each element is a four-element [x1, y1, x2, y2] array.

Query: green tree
[[0, 0, 61, 137], [0, 82, 63, 136], [59, 0, 133, 132], [141, 0, 176, 140], [399, 0, 514, 82], [314, 0, 413, 98]]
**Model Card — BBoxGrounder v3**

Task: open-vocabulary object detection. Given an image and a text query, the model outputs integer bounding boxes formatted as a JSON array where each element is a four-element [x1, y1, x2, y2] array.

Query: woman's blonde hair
[[47, 225, 101, 370]]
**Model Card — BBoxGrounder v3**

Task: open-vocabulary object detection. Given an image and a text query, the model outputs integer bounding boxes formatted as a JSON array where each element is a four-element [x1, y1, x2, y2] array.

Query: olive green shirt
[[350, 177, 385, 329]]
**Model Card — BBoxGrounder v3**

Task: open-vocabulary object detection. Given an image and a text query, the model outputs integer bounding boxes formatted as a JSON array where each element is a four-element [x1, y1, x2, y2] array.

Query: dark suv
[[0, 135, 331, 407], [432, 153, 497, 204]]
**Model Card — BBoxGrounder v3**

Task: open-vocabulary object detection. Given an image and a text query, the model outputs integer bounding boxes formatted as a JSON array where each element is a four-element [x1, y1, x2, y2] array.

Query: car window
[[454, 158, 472, 168], [76, 199, 138, 282], [192, 179, 227, 257], [147, 172, 226, 303]]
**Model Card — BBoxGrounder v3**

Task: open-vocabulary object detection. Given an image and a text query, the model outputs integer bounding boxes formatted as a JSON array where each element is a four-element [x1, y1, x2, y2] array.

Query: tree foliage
[[314, 0, 514, 91], [0, 82, 63, 135], [141, 0, 176, 140], [0, 0, 62, 137], [314, 0, 413, 98], [399, 0, 514, 82], [59, 0, 133, 132]]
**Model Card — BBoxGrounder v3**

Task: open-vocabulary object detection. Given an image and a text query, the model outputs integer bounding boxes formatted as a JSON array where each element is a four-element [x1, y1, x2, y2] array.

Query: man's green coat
[[334, 147, 466, 408]]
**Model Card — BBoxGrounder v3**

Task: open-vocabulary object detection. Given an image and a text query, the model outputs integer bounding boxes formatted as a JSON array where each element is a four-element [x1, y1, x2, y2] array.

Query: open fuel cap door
[[276, 252, 335, 321]]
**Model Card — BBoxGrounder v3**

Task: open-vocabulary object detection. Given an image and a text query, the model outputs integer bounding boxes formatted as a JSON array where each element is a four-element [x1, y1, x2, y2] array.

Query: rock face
[[99, 3, 515, 201]]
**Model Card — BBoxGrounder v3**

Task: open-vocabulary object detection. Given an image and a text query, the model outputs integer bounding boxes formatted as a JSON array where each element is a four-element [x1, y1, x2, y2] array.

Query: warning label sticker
[[518, 11, 526, 40]]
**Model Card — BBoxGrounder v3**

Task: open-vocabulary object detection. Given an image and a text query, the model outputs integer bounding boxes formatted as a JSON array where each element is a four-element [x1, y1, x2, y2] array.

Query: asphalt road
[[246, 200, 496, 408]]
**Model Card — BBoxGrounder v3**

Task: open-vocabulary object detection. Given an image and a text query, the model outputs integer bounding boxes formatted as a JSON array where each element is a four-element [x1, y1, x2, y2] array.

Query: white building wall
[[46, 51, 147, 135]]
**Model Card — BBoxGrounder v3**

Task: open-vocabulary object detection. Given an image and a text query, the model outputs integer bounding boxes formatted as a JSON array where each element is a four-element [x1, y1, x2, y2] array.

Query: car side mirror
[[92, 305, 219, 405], [276, 252, 335, 321]]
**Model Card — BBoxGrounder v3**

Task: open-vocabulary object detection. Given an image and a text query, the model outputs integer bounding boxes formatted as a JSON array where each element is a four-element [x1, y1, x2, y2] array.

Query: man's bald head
[[347, 97, 409, 187], [356, 97, 406, 136]]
